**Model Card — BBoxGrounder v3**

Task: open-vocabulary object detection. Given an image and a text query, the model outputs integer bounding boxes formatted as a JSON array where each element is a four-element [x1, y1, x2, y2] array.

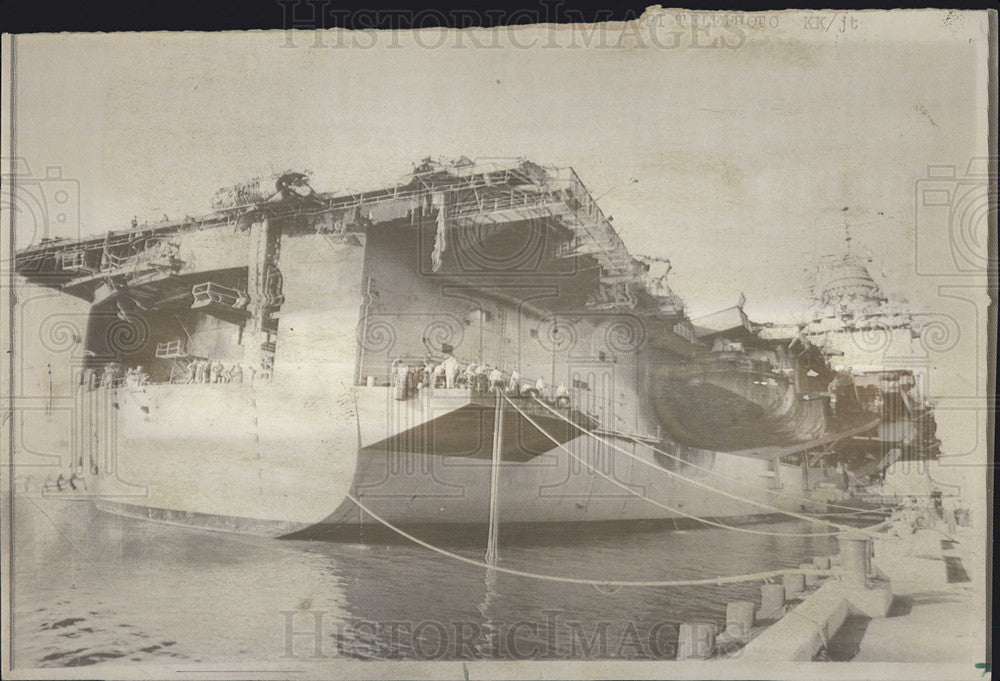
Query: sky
[[7, 11, 988, 321], [3, 9, 993, 492]]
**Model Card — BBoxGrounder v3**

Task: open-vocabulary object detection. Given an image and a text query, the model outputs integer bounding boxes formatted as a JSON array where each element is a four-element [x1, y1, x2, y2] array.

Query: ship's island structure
[[14, 158, 941, 537]]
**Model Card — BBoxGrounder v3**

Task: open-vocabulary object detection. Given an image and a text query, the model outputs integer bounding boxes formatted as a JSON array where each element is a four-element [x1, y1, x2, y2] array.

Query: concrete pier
[[733, 525, 982, 663], [676, 622, 716, 660], [725, 601, 755, 637], [852, 525, 984, 663], [756, 583, 785, 621], [740, 533, 890, 661], [782, 572, 805, 600], [800, 563, 820, 587]]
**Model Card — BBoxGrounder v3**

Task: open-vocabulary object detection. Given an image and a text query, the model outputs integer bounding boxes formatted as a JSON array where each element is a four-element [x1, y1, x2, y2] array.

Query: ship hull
[[15, 162, 903, 540], [90, 382, 851, 538]]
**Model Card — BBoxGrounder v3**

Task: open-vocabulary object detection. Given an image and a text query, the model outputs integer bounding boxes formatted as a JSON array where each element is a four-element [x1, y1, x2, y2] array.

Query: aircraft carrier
[[14, 158, 940, 537]]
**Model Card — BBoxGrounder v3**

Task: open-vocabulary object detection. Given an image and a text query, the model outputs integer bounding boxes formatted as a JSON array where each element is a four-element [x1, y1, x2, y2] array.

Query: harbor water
[[8, 495, 849, 667]]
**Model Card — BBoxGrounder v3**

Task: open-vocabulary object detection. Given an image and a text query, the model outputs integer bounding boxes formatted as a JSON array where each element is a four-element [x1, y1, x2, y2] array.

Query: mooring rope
[[539, 398, 893, 515], [614, 428, 893, 516], [502, 394, 846, 538], [531, 398, 895, 541], [484, 392, 503, 564], [344, 492, 839, 588], [823, 507, 892, 517]]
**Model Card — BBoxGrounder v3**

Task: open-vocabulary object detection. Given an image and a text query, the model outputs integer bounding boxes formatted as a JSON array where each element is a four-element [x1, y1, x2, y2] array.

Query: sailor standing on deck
[[488, 366, 504, 393], [464, 362, 478, 389], [535, 377, 546, 398], [406, 363, 420, 393], [942, 494, 958, 533], [431, 362, 446, 388], [394, 361, 410, 400], [930, 489, 944, 521], [442, 353, 459, 389], [196, 359, 209, 384], [507, 369, 520, 395], [211, 361, 224, 384], [555, 383, 570, 407], [475, 363, 489, 393]]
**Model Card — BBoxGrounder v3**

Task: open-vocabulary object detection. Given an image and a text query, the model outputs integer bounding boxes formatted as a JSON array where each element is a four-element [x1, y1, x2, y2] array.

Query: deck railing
[[192, 281, 249, 308], [155, 339, 186, 358]]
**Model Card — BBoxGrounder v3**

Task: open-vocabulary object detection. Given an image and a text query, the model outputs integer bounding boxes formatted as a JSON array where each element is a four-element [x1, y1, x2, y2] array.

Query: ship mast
[[842, 208, 852, 259]]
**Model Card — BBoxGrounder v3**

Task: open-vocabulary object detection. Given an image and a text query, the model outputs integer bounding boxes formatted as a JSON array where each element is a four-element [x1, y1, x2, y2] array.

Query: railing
[[155, 339, 186, 358], [372, 358, 577, 412], [102, 251, 132, 270], [192, 281, 249, 309], [60, 251, 87, 269], [446, 188, 563, 221]]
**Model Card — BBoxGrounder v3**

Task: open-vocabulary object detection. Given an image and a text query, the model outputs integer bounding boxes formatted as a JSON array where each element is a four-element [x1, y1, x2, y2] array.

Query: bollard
[[676, 622, 717, 660], [725, 600, 755, 638], [783, 572, 805, 600], [366, 376, 376, 387], [757, 582, 785, 620], [813, 556, 831, 570], [838, 533, 870, 588], [800, 563, 819, 587]]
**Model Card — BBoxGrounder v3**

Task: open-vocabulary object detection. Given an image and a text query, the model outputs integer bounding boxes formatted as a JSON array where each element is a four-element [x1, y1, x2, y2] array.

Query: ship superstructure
[[15, 159, 931, 536], [759, 227, 939, 455]]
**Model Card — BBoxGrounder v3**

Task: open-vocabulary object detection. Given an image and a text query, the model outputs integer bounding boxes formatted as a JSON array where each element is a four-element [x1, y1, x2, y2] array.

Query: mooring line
[[537, 396, 893, 515], [531, 398, 895, 541], [617, 430, 892, 516], [502, 394, 845, 538], [344, 492, 838, 588]]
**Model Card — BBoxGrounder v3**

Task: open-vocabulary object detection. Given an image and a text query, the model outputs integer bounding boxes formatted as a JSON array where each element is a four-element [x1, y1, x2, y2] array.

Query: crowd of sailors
[[80, 363, 150, 391], [179, 359, 245, 384], [80, 359, 247, 390], [389, 355, 571, 406]]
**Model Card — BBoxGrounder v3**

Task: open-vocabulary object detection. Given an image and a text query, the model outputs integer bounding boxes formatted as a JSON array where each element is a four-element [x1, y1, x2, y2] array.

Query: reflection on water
[[10, 496, 844, 667]]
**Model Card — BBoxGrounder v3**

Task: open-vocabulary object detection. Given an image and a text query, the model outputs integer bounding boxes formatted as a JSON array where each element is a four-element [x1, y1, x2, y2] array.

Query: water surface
[[9, 496, 844, 667]]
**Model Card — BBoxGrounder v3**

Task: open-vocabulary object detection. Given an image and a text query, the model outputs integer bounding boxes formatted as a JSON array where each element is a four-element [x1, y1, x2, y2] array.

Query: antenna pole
[[843, 211, 852, 257]]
